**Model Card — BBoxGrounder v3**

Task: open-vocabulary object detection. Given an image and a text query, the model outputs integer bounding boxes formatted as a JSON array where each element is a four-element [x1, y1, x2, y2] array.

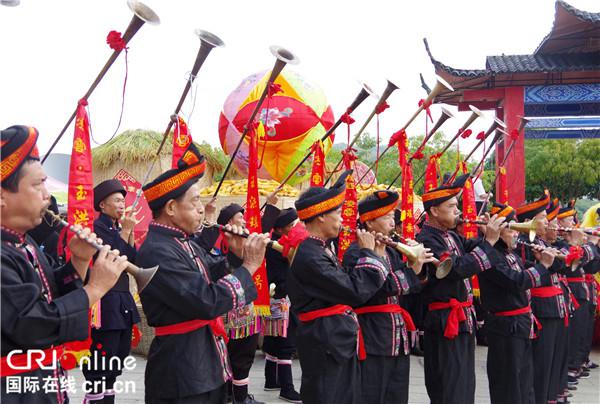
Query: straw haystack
[[92, 129, 226, 188]]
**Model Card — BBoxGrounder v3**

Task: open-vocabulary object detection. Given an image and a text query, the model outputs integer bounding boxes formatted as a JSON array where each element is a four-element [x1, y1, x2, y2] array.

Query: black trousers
[[360, 354, 410, 404], [583, 303, 597, 362], [487, 332, 535, 404], [423, 330, 475, 404], [82, 327, 132, 392], [297, 349, 360, 404], [568, 300, 591, 370], [263, 314, 297, 360], [146, 384, 226, 404], [553, 319, 569, 400], [532, 317, 562, 404], [227, 333, 259, 381]]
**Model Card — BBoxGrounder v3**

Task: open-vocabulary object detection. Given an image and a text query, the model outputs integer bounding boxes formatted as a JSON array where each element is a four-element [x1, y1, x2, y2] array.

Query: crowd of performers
[[2, 124, 600, 404]]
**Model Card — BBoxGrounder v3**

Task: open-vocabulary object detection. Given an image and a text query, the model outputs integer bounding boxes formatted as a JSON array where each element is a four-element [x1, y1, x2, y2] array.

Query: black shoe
[[567, 384, 578, 391], [568, 375, 578, 384], [589, 361, 599, 369], [279, 387, 302, 403], [277, 362, 300, 403], [238, 394, 265, 404], [578, 370, 590, 379], [565, 391, 573, 398]]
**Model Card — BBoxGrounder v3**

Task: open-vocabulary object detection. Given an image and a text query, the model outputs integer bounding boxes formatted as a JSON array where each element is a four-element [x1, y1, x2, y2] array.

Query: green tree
[[523, 139, 600, 202]]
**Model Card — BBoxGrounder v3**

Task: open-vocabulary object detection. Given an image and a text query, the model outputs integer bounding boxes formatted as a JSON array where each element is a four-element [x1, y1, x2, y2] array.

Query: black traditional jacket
[[343, 242, 422, 356], [479, 239, 551, 339], [287, 236, 388, 360], [137, 222, 257, 399], [1, 227, 89, 403], [92, 214, 140, 330], [416, 222, 503, 335]]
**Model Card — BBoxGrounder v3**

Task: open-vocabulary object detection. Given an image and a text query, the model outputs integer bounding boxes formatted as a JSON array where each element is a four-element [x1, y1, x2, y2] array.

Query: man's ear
[[98, 200, 106, 212], [164, 199, 177, 217], [428, 206, 438, 219], [316, 214, 325, 224]]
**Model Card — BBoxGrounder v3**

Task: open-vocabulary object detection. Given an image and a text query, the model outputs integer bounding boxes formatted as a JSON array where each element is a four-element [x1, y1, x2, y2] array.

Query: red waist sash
[[567, 277, 586, 283], [298, 304, 366, 360], [493, 306, 531, 316], [428, 299, 473, 339], [530, 286, 570, 326], [530, 286, 563, 298], [1, 345, 64, 377], [493, 305, 542, 335], [354, 303, 416, 332], [154, 318, 228, 343]]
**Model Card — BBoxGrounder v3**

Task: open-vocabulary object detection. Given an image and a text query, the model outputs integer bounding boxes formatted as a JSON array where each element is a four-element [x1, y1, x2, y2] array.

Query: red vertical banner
[[337, 149, 358, 261], [394, 130, 415, 240], [461, 162, 478, 239], [401, 163, 415, 240], [498, 166, 508, 204], [245, 123, 270, 316], [66, 99, 96, 337], [424, 153, 440, 192], [67, 100, 95, 233], [310, 139, 325, 187], [172, 115, 192, 169]]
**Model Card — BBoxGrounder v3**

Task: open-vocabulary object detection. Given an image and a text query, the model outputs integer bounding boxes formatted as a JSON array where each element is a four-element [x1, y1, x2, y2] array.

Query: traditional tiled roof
[[486, 52, 600, 73], [423, 38, 488, 78], [535, 0, 600, 54], [557, 0, 600, 24], [425, 1, 600, 80]]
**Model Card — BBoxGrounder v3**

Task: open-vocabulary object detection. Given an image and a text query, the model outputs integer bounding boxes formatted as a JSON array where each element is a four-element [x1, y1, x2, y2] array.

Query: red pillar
[[497, 87, 525, 207]]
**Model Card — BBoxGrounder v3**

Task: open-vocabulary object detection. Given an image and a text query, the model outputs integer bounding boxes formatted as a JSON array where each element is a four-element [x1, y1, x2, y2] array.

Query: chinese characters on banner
[[67, 100, 94, 233], [460, 162, 478, 239], [244, 123, 271, 316], [309, 140, 325, 187]]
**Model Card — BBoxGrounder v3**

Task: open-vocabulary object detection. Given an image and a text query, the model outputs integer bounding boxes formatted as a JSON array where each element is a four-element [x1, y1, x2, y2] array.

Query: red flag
[[337, 149, 358, 261], [244, 123, 270, 315], [424, 154, 440, 192], [65, 99, 95, 355], [67, 100, 95, 235], [309, 140, 325, 187], [172, 115, 193, 169], [401, 163, 415, 240], [460, 162, 478, 239], [393, 130, 415, 239], [498, 166, 508, 204]]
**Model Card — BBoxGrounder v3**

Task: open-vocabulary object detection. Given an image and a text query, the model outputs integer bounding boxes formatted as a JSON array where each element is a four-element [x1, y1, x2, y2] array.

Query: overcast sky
[[2, 0, 598, 162]]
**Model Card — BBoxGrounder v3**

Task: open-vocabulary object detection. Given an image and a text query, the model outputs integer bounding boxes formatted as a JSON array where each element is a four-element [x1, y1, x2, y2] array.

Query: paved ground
[[68, 346, 600, 403]]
